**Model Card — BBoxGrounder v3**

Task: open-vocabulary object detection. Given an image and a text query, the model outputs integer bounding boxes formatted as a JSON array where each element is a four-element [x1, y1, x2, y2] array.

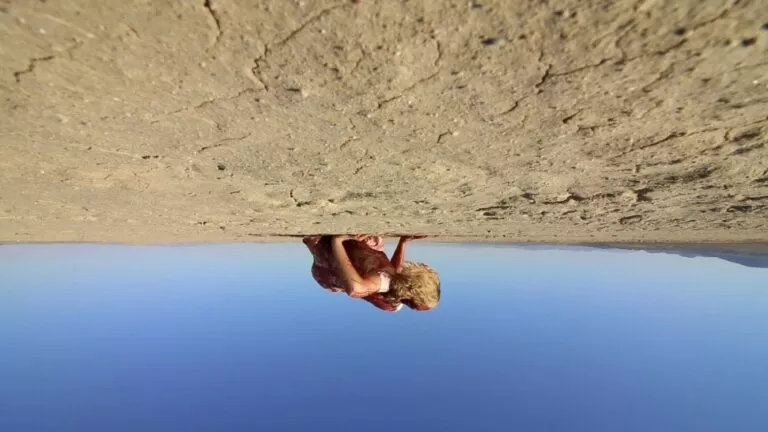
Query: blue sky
[[1, 242, 767, 431]]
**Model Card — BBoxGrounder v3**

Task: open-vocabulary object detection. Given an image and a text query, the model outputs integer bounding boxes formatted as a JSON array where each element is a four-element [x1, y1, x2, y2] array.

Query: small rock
[[217, 163, 226, 171], [741, 37, 757, 47], [481, 37, 505, 46], [621, 190, 639, 202]]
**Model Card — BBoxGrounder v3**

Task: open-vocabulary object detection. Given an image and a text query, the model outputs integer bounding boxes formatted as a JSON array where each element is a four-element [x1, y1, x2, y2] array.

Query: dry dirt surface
[[1, 0, 767, 244]]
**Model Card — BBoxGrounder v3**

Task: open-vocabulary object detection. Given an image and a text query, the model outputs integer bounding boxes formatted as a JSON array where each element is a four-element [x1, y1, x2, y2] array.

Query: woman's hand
[[333, 234, 368, 242], [390, 235, 425, 270]]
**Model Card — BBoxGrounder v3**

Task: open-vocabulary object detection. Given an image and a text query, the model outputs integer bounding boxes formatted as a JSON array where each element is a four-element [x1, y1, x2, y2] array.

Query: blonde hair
[[387, 262, 440, 311]]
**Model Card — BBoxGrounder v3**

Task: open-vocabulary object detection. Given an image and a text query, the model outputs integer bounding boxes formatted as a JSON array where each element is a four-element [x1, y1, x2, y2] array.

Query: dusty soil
[[1, 0, 767, 244]]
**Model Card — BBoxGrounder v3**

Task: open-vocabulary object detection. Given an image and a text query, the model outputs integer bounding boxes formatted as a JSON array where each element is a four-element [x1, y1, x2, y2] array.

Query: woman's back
[[304, 235, 393, 292]]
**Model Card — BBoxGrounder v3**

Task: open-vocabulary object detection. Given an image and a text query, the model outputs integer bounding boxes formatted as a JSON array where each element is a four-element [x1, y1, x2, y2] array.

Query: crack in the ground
[[249, 61, 270, 91], [727, 97, 768, 110], [436, 131, 452, 144], [161, 88, 256, 118], [351, 149, 371, 175], [375, 94, 402, 110], [640, 63, 675, 92], [552, 58, 612, 78], [13, 55, 55, 82], [561, 108, 584, 124], [653, 38, 688, 57], [287, 189, 311, 207], [434, 40, 443, 68], [534, 32, 692, 94], [616, 3, 733, 64], [576, 122, 617, 133], [77, 145, 146, 160], [12, 41, 82, 83], [346, 117, 358, 133], [250, 3, 347, 92], [724, 116, 768, 140], [373, 70, 440, 111], [689, 2, 734, 33], [607, 131, 687, 160], [613, 19, 638, 61], [197, 132, 253, 153], [275, 3, 346, 49], [616, 38, 688, 65], [495, 94, 530, 117], [339, 136, 360, 150], [608, 121, 761, 160], [534, 58, 611, 91], [725, 61, 768, 74], [203, 0, 223, 48], [349, 47, 367, 75], [533, 64, 551, 93]]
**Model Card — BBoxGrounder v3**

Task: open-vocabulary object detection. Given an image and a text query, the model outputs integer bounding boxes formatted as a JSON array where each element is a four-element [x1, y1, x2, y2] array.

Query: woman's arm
[[331, 236, 380, 298], [390, 235, 426, 270], [390, 237, 407, 271]]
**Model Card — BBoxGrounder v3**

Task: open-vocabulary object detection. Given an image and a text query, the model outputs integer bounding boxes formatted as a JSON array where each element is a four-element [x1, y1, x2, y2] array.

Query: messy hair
[[385, 262, 441, 311]]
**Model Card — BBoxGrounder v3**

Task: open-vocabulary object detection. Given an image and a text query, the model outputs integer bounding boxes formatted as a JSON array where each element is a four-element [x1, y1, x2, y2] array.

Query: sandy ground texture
[[1, 0, 767, 244]]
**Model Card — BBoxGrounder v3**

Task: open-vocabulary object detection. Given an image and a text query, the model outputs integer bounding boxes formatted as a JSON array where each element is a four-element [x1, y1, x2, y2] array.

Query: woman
[[303, 235, 440, 312]]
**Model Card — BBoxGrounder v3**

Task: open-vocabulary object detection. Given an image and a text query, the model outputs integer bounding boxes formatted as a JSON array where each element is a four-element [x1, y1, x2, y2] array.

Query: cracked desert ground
[[1, 0, 767, 244]]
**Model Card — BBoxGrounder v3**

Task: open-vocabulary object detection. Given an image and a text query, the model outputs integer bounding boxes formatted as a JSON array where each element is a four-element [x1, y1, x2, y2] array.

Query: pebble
[[481, 37, 505, 46], [741, 37, 757, 47]]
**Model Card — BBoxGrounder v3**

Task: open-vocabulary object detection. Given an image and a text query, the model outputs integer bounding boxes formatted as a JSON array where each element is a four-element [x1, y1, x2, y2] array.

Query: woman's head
[[388, 262, 440, 311]]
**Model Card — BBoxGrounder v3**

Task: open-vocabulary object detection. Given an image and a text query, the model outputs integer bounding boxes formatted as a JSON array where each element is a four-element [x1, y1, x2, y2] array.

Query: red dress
[[303, 235, 401, 312]]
